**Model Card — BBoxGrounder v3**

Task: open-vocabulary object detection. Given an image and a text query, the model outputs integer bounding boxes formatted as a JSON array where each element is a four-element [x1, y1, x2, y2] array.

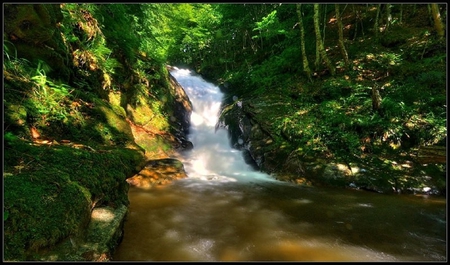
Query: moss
[[124, 84, 170, 133], [96, 113, 133, 146], [3, 139, 144, 260], [4, 172, 91, 260], [108, 91, 127, 118]]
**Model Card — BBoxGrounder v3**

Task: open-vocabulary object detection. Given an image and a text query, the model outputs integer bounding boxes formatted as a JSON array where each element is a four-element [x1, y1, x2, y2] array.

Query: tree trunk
[[427, 4, 433, 25], [315, 44, 320, 70], [371, 84, 382, 113], [399, 4, 403, 24], [385, 4, 391, 33], [374, 4, 381, 39], [335, 4, 349, 67], [296, 4, 313, 82], [314, 4, 335, 76], [352, 4, 358, 40], [431, 4, 444, 39], [322, 4, 327, 44]]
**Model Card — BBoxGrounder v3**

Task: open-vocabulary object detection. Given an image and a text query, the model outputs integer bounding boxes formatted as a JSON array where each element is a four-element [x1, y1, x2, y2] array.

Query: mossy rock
[[4, 4, 71, 80], [3, 140, 144, 261], [4, 173, 91, 260]]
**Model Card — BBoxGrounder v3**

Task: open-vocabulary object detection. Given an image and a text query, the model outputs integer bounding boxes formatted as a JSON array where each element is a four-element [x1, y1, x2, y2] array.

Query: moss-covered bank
[[4, 4, 192, 260]]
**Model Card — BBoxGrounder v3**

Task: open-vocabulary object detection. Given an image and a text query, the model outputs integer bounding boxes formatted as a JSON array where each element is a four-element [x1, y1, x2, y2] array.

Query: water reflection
[[113, 68, 446, 261], [114, 181, 445, 261]]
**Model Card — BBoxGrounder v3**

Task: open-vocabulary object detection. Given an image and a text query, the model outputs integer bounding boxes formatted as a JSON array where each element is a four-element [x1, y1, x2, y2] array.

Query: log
[[417, 145, 446, 164]]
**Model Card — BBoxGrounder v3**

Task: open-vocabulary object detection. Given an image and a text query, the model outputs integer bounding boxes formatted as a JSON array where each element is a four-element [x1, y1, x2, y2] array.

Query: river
[[112, 67, 446, 261]]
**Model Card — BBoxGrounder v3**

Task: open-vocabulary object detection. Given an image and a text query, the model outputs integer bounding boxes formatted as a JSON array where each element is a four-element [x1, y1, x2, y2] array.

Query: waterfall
[[170, 67, 276, 183]]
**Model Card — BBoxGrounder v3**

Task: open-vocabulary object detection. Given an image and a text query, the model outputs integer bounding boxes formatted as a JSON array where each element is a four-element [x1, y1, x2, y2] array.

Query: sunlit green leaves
[[253, 10, 282, 38]]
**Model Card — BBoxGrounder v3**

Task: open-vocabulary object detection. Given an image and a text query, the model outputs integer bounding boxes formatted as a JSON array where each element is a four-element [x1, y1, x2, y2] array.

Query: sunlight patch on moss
[[95, 100, 133, 141]]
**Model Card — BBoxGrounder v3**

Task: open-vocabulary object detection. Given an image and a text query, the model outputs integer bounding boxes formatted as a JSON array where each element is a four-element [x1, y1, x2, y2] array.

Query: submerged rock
[[126, 158, 188, 189]]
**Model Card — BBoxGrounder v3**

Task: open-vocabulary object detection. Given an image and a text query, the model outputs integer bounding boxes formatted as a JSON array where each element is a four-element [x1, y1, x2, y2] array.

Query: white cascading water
[[169, 67, 276, 183]]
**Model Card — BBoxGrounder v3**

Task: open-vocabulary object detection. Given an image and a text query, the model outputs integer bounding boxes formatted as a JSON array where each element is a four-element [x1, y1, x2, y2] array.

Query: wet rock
[[179, 140, 194, 151], [168, 73, 193, 135], [320, 163, 353, 187], [126, 158, 188, 189]]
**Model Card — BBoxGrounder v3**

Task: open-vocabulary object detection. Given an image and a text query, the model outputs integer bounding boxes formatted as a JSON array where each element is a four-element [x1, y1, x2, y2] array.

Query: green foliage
[[319, 77, 353, 100], [167, 4, 221, 66], [91, 40, 122, 74], [4, 40, 17, 60], [27, 62, 74, 123], [3, 57, 30, 78], [415, 70, 446, 89], [4, 132, 18, 145], [248, 57, 288, 93], [253, 10, 286, 39]]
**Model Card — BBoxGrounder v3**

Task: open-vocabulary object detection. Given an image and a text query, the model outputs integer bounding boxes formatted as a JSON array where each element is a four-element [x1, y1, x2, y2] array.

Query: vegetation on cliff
[[3, 3, 194, 260]]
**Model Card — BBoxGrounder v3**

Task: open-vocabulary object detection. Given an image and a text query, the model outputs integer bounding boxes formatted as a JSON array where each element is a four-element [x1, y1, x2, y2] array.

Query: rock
[[180, 140, 194, 151], [82, 205, 128, 261], [32, 205, 128, 261], [126, 158, 188, 189], [319, 163, 353, 187], [168, 73, 193, 135], [417, 145, 446, 164]]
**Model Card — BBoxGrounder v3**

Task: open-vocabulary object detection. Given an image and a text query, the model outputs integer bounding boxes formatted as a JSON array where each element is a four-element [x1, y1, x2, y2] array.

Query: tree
[[385, 3, 391, 33], [430, 4, 444, 39], [351, 4, 364, 40], [166, 4, 221, 68], [296, 4, 313, 82], [373, 4, 382, 39], [313, 4, 335, 76], [371, 85, 382, 113], [252, 9, 285, 54], [335, 4, 349, 68]]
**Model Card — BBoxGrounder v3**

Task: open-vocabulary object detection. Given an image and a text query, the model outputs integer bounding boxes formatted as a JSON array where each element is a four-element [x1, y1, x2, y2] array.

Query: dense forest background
[[188, 3, 447, 192], [3, 3, 446, 261]]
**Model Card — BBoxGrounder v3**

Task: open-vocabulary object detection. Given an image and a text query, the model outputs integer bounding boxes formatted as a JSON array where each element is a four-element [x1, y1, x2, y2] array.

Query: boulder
[[126, 158, 188, 189], [31, 205, 128, 261]]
